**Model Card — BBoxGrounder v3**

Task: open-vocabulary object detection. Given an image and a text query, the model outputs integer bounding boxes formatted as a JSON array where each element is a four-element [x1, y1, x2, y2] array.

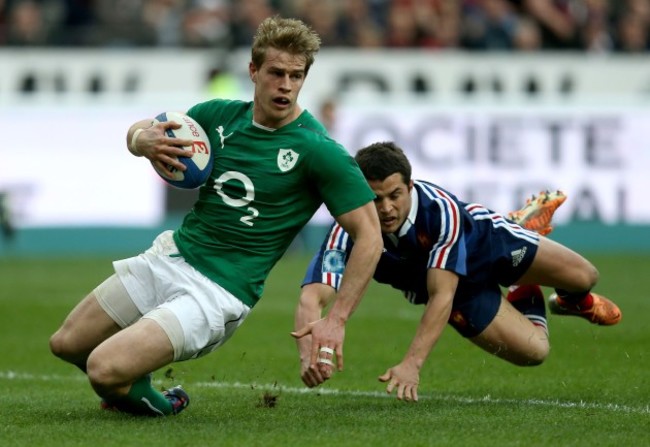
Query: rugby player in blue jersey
[[293, 141, 621, 401]]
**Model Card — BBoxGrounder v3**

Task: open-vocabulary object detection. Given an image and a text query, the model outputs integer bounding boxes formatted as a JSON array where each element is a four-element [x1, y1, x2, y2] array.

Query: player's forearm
[[327, 236, 382, 323], [327, 202, 382, 323], [294, 288, 326, 360], [402, 293, 453, 370]]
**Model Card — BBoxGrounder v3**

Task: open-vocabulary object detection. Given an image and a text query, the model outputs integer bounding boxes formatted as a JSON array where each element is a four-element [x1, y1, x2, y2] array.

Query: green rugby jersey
[[173, 99, 375, 307]]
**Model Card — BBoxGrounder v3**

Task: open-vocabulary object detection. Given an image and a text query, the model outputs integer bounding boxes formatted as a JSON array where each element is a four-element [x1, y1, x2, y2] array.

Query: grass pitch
[[1, 253, 649, 446]]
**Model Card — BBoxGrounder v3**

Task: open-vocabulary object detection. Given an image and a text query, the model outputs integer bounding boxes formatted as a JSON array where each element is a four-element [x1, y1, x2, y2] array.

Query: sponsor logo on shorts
[[511, 247, 527, 267], [403, 290, 417, 304], [449, 310, 467, 329]]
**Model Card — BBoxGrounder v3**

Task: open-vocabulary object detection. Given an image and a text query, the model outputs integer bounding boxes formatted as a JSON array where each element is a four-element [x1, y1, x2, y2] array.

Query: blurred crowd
[[1, 0, 649, 52]]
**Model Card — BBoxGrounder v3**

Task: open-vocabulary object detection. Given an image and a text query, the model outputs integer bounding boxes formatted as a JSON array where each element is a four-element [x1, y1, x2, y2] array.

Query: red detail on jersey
[[416, 229, 433, 251], [328, 224, 342, 250]]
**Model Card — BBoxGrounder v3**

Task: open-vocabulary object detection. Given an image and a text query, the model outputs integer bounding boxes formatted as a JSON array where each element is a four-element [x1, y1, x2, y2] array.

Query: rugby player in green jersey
[[49, 16, 382, 416]]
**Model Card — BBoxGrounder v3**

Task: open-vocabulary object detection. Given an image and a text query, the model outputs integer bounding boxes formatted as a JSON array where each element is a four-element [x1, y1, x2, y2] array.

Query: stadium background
[[2, 0, 650, 257]]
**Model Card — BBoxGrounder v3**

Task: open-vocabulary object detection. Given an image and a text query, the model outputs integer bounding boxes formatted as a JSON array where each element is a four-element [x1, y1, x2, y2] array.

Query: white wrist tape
[[129, 128, 145, 156]]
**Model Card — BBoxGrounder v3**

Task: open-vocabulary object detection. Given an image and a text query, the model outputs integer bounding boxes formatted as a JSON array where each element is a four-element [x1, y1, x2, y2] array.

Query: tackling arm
[[379, 268, 458, 401], [292, 201, 382, 376], [294, 283, 337, 387]]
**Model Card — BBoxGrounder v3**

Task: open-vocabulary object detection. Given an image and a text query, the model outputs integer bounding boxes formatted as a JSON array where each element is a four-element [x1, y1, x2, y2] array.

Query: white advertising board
[[3, 100, 650, 227], [1, 102, 168, 227], [335, 102, 650, 224]]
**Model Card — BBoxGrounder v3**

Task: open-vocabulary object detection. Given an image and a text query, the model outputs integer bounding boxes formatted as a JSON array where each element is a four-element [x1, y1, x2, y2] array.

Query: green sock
[[125, 375, 173, 416]]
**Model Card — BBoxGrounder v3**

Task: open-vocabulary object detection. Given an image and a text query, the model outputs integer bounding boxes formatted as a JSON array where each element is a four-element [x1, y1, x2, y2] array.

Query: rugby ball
[[152, 111, 213, 189]]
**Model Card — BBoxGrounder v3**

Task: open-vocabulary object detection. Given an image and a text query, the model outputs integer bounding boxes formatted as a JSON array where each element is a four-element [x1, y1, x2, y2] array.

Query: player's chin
[[270, 103, 293, 117], [380, 221, 399, 233]]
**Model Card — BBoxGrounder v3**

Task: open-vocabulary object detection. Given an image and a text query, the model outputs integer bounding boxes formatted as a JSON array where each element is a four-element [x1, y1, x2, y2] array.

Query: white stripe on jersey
[[466, 203, 539, 245], [416, 181, 461, 269], [325, 223, 349, 250]]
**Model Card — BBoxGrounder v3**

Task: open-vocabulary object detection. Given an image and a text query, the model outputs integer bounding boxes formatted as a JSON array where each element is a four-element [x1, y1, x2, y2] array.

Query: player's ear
[[407, 180, 414, 192], [249, 62, 257, 83]]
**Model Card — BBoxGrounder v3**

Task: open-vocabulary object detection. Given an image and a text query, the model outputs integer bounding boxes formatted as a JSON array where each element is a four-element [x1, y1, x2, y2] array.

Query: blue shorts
[[447, 231, 538, 338], [448, 282, 502, 338]]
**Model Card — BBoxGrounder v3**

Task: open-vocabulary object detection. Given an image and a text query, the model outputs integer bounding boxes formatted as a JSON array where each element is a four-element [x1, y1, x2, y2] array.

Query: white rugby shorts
[[109, 230, 251, 361]]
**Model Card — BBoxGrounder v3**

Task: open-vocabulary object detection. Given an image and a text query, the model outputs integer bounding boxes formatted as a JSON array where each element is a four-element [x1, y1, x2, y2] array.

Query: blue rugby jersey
[[302, 180, 540, 305]]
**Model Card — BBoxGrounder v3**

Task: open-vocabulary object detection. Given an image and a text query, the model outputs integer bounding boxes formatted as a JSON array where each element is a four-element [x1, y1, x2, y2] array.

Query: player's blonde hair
[[251, 16, 321, 75]]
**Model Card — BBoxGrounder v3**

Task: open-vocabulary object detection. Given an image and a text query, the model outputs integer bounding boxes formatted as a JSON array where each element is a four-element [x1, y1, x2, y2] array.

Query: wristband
[[129, 128, 145, 156]]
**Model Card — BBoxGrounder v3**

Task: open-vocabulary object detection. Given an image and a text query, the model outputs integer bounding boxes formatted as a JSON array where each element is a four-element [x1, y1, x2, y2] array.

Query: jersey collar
[[251, 120, 278, 132], [397, 185, 418, 238]]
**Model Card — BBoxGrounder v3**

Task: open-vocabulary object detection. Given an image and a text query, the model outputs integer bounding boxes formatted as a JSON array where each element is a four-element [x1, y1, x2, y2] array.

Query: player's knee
[[512, 354, 546, 367], [575, 260, 599, 291], [508, 336, 549, 367], [525, 347, 549, 366], [585, 264, 600, 290], [49, 329, 74, 360], [522, 339, 549, 366], [86, 352, 121, 391]]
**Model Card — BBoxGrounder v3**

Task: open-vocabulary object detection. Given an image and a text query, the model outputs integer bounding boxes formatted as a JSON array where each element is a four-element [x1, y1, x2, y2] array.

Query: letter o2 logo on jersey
[[213, 171, 259, 226]]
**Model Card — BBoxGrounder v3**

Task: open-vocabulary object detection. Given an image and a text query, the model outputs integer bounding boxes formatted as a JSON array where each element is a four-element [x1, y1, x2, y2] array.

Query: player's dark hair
[[355, 141, 412, 184], [252, 16, 321, 75]]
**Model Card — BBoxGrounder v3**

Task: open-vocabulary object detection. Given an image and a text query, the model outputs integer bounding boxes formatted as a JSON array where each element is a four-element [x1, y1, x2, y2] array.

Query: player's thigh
[[51, 279, 128, 356], [98, 277, 251, 371], [516, 237, 598, 291], [116, 236, 251, 361], [470, 297, 549, 366], [87, 316, 174, 387], [159, 285, 251, 361], [449, 283, 501, 338], [89, 287, 250, 382]]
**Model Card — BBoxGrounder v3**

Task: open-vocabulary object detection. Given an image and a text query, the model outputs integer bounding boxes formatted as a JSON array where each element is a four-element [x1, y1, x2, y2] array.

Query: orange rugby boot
[[508, 190, 567, 236], [548, 292, 622, 326]]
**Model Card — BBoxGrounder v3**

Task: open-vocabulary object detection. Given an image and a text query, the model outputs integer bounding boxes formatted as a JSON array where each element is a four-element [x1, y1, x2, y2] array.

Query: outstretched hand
[[378, 362, 420, 402], [291, 317, 345, 380]]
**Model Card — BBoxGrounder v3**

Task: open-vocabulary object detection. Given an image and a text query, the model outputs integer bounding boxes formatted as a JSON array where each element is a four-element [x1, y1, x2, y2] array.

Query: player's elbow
[[363, 230, 383, 264], [298, 283, 335, 311]]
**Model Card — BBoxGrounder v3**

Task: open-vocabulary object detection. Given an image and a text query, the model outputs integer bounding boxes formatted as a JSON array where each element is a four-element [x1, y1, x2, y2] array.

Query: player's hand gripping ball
[[152, 111, 213, 189]]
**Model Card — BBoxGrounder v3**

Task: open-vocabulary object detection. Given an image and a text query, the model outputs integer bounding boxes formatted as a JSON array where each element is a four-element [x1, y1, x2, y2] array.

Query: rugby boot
[[508, 190, 567, 236], [548, 292, 621, 326]]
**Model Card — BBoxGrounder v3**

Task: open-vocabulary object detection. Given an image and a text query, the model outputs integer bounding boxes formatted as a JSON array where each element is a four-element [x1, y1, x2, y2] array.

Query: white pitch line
[[195, 381, 650, 415], [2, 370, 648, 416]]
